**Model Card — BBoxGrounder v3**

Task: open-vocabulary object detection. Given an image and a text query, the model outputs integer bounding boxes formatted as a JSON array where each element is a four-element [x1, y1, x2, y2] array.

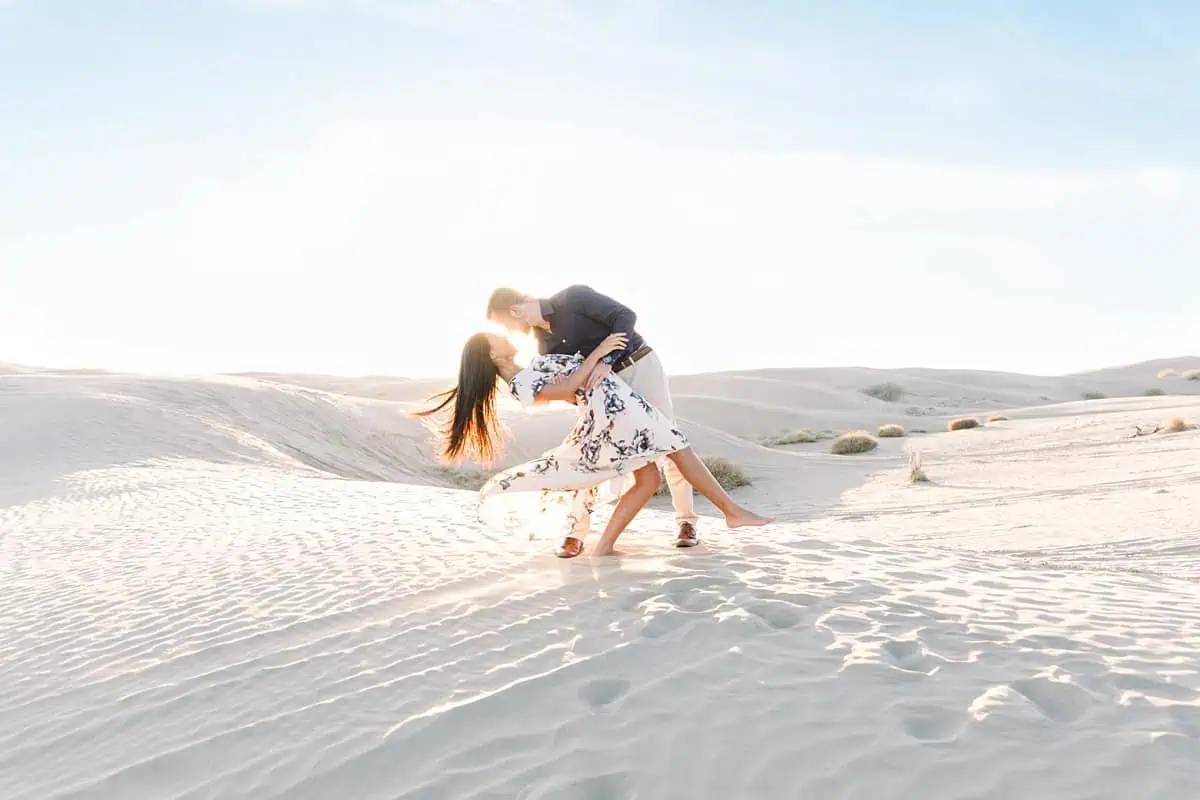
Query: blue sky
[[2, 0, 1197, 376]]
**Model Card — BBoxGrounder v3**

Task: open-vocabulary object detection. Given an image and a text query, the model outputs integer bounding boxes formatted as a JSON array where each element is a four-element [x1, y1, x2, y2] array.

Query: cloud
[[6, 118, 1196, 374]]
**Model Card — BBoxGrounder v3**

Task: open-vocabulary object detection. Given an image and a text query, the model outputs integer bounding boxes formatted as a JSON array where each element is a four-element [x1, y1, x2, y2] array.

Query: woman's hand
[[596, 333, 627, 359]]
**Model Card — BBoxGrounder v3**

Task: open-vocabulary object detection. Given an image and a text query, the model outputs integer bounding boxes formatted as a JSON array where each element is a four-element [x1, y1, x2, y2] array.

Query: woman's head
[[415, 332, 516, 465]]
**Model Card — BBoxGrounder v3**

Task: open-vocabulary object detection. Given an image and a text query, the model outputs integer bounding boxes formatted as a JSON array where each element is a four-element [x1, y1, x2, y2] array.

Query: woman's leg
[[592, 465, 662, 556], [665, 448, 774, 528]]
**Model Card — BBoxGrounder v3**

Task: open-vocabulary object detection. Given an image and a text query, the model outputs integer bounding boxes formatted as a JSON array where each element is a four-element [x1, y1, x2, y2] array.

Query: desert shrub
[[877, 423, 906, 438], [831, 430, 879, 455], [987, 413, 1010, 422], [1081, 391, 1107, 400], [862, 382, 905, 403], [1143, 387, 1166, 397], [948, 417, 981, 431], [437, 465, 495, 490], [908, 451, 929, 483], [1185, 369, 1200, 381], [703, 457, 751, 489], [772, 429, 817, 445], [1165, 417, 1194, 433], [1158, 368, 1178, 378], [657, 456, 749, 494]]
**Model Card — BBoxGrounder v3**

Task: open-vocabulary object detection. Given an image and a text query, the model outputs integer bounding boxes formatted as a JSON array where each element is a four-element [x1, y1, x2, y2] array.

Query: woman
[[418, 331, 773, 557]]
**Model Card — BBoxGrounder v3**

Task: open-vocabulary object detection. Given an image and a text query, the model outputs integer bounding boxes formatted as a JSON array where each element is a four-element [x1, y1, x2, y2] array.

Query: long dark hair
[[415, 333, 503, 465]]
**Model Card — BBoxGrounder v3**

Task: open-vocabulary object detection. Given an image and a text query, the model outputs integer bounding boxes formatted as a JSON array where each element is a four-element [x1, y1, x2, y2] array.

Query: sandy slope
[[3, 364, 1200, 798]]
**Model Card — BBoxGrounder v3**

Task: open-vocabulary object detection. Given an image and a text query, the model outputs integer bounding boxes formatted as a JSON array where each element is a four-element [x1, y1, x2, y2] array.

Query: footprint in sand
[[881, 639, 941, 675], [616, 588, 656, 613], [1112, 673, 1199, 703], [640, 610, 688, 639], [520, 771, 636, 800], [1168, 705, 1200, 738], [1011, 676, 1092, 723], [746, 599, 805, 631], [898, 705, 967, 743], [579, 677, 631, 711]]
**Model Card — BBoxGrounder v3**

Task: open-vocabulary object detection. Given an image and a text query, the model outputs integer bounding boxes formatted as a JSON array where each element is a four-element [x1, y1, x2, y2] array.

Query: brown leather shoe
[[675, 522, 699, 548], [556, 536, 584, 558]]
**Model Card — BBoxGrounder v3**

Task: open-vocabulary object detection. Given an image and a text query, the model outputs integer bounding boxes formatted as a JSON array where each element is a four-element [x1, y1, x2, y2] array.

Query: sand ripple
[[3, 376, 1200, 798]]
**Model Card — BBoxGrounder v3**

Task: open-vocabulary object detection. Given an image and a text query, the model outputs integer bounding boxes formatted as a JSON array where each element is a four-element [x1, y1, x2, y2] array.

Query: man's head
[[486, 287, 543, 334]]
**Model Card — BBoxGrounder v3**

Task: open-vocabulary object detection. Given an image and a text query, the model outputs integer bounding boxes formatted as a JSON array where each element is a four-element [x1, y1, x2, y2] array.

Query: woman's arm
[[532, 334, 627, 404]]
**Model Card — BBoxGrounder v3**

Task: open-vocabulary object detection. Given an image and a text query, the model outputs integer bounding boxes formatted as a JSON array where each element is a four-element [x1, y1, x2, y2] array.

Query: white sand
[[3, 359, 1200, 798]]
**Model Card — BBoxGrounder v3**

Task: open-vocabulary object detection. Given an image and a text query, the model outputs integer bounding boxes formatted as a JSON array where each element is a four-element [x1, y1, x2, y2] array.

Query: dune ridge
[[3, 360, 1200, 798]]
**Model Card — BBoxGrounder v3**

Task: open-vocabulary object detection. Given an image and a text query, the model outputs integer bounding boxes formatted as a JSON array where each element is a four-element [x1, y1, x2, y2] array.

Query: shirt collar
[[538, 297, 556, 320]]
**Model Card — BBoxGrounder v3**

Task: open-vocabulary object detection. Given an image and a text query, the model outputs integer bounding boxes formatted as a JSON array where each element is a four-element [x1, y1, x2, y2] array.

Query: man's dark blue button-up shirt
[[534, 285, 645, 365]]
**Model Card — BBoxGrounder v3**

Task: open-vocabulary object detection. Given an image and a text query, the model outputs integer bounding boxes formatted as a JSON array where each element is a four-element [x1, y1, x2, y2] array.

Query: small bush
[[1081, 391, 1107, 401], [877, 423, 906, 438], [832, 430, 879, 455], [987, 413, 1010, 423], [1143, 387, 1166, 397], [1165, 417, 1195, 433], [437, 465, 495, 490], [772, 429, 817, 445], [908, 451, 929, 483], [1185, 369, 1200, 381], [705, 457, 751, 489], [658, 456, 749, 494], [1158, 368, 1178, 378], [862, 382, 905, 403], [948, 417, 981, 431]]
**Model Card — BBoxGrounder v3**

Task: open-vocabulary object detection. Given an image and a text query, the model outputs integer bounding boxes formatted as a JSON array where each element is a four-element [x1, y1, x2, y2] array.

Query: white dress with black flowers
[[479, 354, 690, 540]]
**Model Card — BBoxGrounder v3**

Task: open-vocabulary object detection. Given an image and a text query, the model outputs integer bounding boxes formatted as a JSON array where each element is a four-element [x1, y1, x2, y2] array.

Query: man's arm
[[570, 285, 637, 365], [529, 333, 629, 403]]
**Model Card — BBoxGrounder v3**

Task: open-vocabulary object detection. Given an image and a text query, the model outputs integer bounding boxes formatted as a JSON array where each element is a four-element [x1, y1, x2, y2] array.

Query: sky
[[2, 0, 1198, 377]]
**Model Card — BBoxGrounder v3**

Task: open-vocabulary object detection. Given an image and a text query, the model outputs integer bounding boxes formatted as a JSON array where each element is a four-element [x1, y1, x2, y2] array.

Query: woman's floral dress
[[479, 354, 690, 540]]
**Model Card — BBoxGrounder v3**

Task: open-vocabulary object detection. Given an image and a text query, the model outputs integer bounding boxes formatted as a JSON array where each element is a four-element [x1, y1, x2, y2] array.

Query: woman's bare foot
[[591, 534, 619, 556], [724, 507, 774, 529]]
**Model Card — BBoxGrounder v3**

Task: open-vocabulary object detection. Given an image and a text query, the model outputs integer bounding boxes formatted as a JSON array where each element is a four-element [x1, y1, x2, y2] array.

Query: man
[[487, 285, 698, 557]]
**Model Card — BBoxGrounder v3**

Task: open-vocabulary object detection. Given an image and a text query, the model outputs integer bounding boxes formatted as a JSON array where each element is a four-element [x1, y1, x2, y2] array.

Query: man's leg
[[557, 486, 596, 558], [619, 353, 699, 545]]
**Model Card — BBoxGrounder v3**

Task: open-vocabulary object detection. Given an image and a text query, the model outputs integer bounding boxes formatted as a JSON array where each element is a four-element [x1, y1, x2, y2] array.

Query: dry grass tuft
[[1143, 387, 1166, 397], [1185, 369, 1200, 381], [831, 430, 879, 455], [772, 429, 817, 445], [861, 382, 905, 402], [704, 456, 752, 489], [1158, 368, 1178, 378], [437, 465, 496, 491], [908, 451, 930, 483], [657, 456, 750, 495], [877, 423, 906, 438], [948, 417, 981, 431], [1081, 391, 1107, 401], [987, 413, 1010, 423]]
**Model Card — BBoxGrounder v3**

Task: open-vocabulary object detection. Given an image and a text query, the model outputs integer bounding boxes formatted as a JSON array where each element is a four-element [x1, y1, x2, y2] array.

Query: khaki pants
[[569, 351, 697, 540]]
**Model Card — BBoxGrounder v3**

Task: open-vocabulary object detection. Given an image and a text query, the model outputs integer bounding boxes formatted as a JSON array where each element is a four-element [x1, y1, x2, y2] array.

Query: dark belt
[[613, 345, 652, 373]]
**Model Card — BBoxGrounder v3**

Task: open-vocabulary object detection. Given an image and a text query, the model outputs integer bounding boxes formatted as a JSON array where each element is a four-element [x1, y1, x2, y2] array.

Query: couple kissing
[[419, 284, 773, 558]]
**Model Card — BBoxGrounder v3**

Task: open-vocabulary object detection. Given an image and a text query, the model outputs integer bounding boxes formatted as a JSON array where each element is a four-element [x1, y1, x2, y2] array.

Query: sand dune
[[3, 361, 1200, 798]]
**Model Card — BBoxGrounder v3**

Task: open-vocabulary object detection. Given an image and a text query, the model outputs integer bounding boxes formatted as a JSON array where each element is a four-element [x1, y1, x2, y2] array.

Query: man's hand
[[585, 362, 612, 391]]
